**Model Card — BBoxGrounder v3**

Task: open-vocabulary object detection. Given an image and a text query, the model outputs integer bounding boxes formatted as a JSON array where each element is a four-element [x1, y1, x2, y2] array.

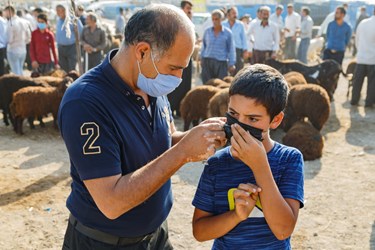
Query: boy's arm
[[193, 183, 261, 242], [230, 124, 301, 240]]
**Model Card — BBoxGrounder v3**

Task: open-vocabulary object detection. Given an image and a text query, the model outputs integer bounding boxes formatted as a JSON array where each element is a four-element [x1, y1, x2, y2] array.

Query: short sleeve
[[278, 150, 305, 208], [192, 159, 217, 213], [59, 99, 121, 180]]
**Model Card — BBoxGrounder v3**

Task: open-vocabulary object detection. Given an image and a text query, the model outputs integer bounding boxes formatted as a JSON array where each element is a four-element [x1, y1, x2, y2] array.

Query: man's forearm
[[172, 131, 188, 145]]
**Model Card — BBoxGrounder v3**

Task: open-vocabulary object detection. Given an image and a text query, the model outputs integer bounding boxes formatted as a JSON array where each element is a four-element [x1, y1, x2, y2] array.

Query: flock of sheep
[[0, 58, 352, 161], [0, 70, 79, 135]]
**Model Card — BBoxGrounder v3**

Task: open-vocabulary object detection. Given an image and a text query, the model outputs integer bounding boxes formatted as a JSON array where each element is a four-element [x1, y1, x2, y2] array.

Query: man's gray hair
[[124, 4, 195, 60], [87, 13, 97, 23], [212, 9, 224, 19]]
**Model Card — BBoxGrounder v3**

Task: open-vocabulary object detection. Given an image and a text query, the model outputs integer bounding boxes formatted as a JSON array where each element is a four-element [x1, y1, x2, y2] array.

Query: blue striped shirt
[[223, 20, 248, 50], [55, 17, 83, 46], [201, 26, 236, 67], [193, 142, 304, 250]]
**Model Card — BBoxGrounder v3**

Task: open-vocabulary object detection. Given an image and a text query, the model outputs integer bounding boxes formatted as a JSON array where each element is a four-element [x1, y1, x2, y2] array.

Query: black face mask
[[224, 113, 263, 142]]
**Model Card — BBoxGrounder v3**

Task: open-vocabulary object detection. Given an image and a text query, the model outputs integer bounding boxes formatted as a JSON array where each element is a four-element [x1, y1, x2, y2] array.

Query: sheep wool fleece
[[58, 49, 174, 238]]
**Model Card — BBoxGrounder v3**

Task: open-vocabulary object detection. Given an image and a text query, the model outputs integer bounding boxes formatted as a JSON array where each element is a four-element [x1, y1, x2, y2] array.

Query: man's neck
[[213, 25, 222, 32], [229, 19, 235, 26], [336, 19, 344, 25]]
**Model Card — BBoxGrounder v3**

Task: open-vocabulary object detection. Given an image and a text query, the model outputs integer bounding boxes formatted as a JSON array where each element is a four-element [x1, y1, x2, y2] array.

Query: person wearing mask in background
[[55, 4, 83, 72], [201, 9, 236, 83], [248, 6, 279, 64], [0, 10, 7, 76], [168, 0, 194, 117], [351, 7, 375, 108], [115, 7, 125, 35], [223, 7, 248, 75], [4, 5, 30, 76], [81, 13, 106, 71], [323, 6, 352, 66], [30, 13, 59, 74], [284, 4, 301, 59], [297, 7, 313, 64]]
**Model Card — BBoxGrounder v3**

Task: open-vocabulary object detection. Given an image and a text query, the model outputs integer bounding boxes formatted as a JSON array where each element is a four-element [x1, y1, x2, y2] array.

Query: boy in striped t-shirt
[[192, 64, 304, 249]]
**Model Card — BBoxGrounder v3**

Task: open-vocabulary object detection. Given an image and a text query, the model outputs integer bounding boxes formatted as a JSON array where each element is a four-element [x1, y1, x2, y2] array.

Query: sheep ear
[[270, 111, 284, 130]]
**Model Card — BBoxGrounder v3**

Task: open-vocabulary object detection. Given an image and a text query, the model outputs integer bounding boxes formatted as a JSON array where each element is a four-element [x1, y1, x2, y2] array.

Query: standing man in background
[[168, 0, 193, 117], [56, 4, 83, 72], [115, 7, 125, 35], [81, 13, 106, 71], [323, 6, 352, 66], [270, 5, 284, 33], [200, 9, 235, 83], [223, 6, 248, 75], [284, 4, 301, 59], [351, 7, 375, 108], [248, 6, 279, 64], [297, 7, 313, 64]]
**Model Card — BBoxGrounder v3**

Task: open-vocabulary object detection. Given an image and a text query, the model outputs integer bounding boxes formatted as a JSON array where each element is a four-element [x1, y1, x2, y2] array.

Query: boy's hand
[[233, 183, 261, 221], [230, 124, 268, 171]]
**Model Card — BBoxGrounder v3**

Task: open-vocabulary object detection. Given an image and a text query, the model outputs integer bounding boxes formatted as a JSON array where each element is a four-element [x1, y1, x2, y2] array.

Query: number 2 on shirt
[[80, 122, 101, 155]]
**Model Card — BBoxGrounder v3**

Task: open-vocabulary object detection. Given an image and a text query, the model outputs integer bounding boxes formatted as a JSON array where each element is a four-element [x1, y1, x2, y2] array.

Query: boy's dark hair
[[37, 13, 48, 23], [229, 64, 289, 120], [181, 1, 193, 9], [33, 7, 43, 14]]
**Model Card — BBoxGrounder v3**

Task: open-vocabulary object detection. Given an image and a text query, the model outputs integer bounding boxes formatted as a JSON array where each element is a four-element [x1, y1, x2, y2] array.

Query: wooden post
[[70, 0, 83, 75]]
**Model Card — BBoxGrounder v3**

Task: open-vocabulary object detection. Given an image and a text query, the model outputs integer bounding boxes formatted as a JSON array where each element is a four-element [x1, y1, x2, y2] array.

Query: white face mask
[[137, 51, 182, 97]]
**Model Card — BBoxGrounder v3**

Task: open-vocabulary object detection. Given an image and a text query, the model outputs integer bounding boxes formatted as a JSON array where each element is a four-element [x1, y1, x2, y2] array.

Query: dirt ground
[[0, 57, 374, 250]]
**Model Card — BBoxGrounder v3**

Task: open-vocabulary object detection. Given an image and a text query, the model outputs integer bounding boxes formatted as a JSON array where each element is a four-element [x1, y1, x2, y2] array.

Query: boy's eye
[[249, 117, 259, 122]]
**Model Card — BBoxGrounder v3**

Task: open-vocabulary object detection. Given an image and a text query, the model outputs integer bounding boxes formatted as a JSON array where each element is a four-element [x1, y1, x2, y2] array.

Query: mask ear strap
[[137, 60, 142, 74], [150, 51, 160, 75]]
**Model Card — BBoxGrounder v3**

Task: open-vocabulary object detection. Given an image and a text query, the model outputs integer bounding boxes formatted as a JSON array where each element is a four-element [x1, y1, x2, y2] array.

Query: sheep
[[31, 70, 80, 87], [204, 78, 228, 87], [0, 74, 48, 126], [10, 77, 73, 134], [208, 88, 229, 117], [283, 71, 307, 88], [223, 75, 234, 84], [282, 121, 324, 161], [283, 84, 330, 132], [180, 85, 220, 131]]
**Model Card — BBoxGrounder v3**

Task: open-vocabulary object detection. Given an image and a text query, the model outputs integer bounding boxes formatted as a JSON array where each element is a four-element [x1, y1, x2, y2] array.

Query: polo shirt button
[[141, 106, 145, 110], [137, 97, 141, 101], [149, 122, 152, 126], [126, 92, 130, 96]]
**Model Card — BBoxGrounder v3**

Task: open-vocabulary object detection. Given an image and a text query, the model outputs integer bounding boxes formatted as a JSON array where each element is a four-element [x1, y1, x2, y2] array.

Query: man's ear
[[270, 111, 284, 130], [134, 42, 151, 62]]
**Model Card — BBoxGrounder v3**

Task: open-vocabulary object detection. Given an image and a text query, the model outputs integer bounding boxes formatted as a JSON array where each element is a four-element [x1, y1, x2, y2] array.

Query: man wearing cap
[[284, 4, 301, 59]]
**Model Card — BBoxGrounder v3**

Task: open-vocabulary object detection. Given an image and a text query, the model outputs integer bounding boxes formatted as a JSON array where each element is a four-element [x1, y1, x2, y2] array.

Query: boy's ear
[[270, 111, 284, 130]]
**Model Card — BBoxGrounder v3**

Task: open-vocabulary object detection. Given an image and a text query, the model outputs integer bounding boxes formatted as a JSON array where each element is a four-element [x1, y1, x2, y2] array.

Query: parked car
[[192, 12, 212, 39]]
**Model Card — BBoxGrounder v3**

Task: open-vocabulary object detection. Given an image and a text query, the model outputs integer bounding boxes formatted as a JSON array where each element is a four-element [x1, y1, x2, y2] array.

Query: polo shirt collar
[[101, 49, 156, 103]]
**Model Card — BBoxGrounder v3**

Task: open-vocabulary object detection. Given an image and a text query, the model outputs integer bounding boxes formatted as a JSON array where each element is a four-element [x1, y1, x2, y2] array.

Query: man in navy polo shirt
[[59, 4, 226, 249]]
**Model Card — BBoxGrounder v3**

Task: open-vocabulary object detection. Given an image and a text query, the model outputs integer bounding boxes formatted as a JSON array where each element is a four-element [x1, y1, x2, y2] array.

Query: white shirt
[[356, 16, 375, 65], [248, 19, 280, 51], [6, 16, 30, 54], [318, 12, 334, 36], [24, 13, 37, 31], [269, 13, 284, 31], [284, 11, 301, 38]]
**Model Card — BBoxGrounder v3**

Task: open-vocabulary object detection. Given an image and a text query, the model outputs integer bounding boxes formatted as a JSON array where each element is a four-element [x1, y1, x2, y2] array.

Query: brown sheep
[[282, 121, 324, 161], [283, 84, 330, 132], [204, 78, 227, 87], [283, 71, 307, 88], [10, 77, 73, 134], [223, 75, 234, 84], [180, 85, 220, 131], [208, 88, 229, 117]]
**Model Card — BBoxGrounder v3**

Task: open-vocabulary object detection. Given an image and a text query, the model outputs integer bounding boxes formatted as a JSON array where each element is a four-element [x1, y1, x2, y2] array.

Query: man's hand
[[176, 121, 226, 162], [233, 183, 261, 221], [83, 44, 93, 53], [230, 124, 268, 171], [31, 61, 39, 69], [54, 64, 60, 70]]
